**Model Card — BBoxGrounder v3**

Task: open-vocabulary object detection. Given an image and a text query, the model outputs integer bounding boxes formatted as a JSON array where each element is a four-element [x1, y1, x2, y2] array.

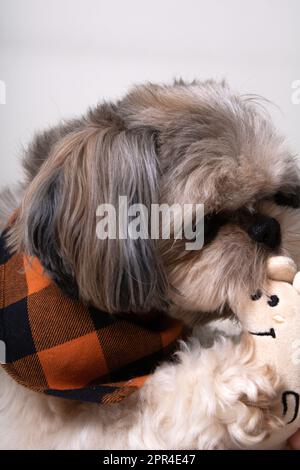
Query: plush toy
[[235, 256, 300, 449]]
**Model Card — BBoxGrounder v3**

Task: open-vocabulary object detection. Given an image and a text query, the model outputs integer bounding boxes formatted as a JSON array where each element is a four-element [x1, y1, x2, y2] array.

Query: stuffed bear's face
[[239, 280, 300, 341], [239, 277, 300, 427], [234, 259, 300, 435]]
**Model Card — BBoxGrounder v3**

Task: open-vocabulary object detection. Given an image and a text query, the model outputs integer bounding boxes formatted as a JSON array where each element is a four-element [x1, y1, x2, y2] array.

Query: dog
[[1, 79, 300, 449]]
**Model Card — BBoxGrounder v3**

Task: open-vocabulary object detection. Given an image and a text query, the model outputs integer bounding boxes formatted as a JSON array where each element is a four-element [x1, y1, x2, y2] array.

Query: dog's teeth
[[273, 315, 285, 323]]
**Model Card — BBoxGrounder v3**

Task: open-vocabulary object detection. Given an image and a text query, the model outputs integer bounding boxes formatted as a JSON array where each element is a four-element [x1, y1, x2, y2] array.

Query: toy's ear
[[267, 256, 297, 283], [293, 272, 300, 294]]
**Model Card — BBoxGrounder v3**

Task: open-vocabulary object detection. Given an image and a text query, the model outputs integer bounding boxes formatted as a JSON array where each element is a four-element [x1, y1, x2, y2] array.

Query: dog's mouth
[[249, 327, 276, 338]]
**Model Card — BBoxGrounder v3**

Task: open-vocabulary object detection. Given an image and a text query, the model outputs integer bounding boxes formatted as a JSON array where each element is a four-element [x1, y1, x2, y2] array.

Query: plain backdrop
[[0, 0, 299, 186]]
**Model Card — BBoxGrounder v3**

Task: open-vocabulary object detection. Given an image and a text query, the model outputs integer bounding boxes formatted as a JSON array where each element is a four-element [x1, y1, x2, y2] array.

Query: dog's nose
[[247, 216, 281, 249]]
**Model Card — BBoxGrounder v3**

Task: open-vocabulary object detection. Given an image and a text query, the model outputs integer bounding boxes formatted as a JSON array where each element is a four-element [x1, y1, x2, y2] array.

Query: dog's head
[[8, 80, 300, 324]]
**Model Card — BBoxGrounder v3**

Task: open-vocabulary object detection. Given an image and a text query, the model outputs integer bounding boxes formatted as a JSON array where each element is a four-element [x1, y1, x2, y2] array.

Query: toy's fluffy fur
[[1, 79, 300, 449]]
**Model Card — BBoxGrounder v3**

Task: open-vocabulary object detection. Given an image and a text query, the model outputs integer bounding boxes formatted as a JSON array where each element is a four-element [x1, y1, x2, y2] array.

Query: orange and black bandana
[[0, 231, 185, 404]]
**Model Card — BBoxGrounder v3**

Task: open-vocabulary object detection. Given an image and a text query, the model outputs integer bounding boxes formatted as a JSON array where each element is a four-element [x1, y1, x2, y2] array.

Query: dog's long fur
[[1, 79, 300, 449]]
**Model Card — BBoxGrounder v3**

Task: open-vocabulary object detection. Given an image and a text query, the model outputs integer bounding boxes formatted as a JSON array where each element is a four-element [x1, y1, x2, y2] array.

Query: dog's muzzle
[[204, 210, 281, 250]]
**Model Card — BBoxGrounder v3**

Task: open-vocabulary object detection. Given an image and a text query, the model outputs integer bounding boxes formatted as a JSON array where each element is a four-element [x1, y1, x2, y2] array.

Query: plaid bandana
[[0, 230, 185, 404]]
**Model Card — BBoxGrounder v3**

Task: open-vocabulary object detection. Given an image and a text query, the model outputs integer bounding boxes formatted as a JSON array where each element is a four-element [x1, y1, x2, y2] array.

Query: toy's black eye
[[268, 295, 279, 307], [251, 290, 262, 301]]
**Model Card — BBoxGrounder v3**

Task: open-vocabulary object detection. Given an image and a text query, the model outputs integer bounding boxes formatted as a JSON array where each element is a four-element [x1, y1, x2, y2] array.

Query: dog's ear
[[10, 134, 82, 299], [10, 105, 168, 313]]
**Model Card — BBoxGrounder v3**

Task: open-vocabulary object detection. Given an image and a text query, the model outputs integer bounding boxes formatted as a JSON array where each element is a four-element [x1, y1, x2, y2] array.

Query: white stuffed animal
[[235, 256, 300, 449]]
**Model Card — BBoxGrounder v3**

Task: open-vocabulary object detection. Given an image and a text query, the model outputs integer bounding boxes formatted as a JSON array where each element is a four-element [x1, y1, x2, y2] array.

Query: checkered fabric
[[0, 230, 185, 404]]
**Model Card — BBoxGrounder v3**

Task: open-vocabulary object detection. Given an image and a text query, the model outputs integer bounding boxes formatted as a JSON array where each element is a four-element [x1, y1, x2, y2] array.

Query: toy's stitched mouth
[[249, 328, 276, 338]]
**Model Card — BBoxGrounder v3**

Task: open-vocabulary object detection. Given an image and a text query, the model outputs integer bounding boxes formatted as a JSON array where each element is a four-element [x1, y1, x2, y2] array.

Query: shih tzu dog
[[1, 79, 300, 449]]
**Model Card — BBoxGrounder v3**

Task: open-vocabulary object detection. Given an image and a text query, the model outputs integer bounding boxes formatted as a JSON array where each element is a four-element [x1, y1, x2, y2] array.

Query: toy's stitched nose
[[247, 216, 281, 249]]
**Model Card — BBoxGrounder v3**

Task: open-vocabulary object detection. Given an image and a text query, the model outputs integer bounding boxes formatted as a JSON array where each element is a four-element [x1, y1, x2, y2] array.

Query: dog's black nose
[[247, 216, 281, 249]]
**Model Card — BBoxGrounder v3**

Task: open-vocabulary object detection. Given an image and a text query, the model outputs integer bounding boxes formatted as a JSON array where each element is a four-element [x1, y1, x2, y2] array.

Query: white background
[[0, 0, 299, 186]]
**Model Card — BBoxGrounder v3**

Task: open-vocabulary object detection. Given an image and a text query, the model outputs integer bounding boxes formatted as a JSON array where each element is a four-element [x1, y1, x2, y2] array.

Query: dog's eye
[[203, 212, 228, 245], [274, 189, 300, 208], [188, 212, 229, 246]]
